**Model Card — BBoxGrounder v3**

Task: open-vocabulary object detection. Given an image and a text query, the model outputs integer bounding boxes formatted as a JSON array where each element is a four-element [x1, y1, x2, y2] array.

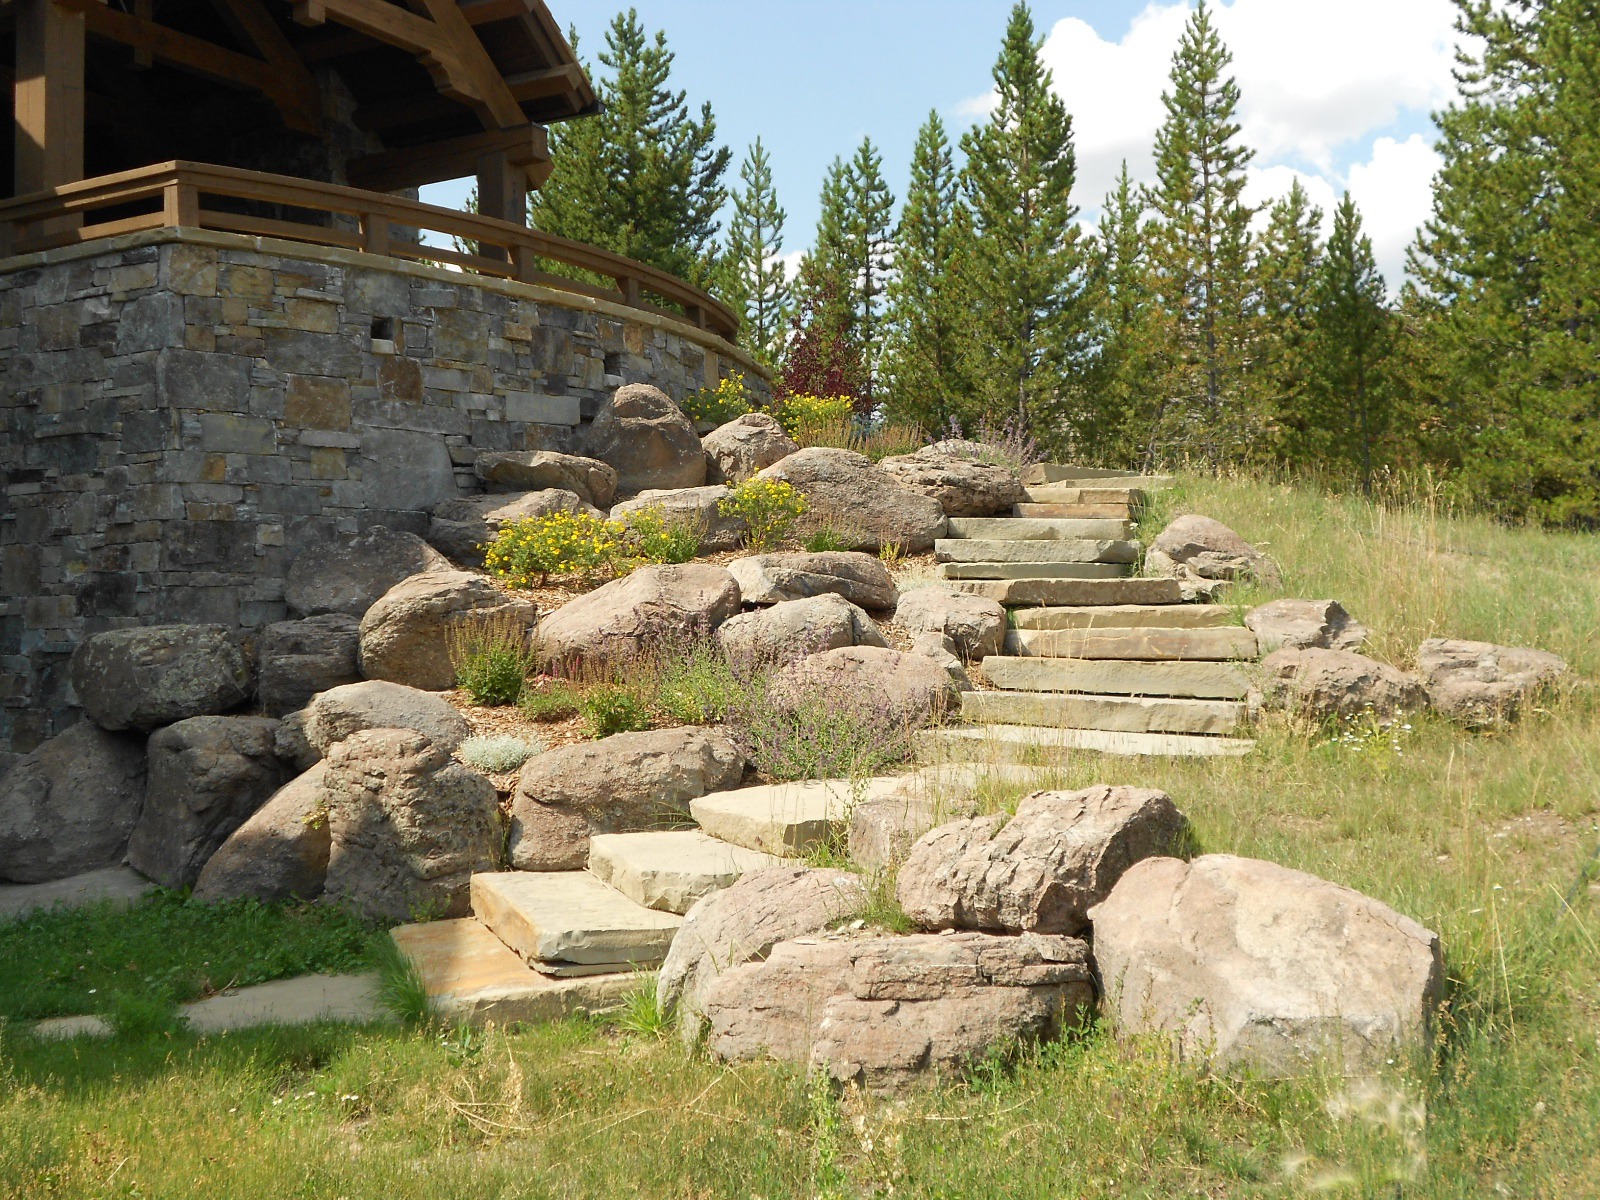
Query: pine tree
[[1143, 0, 1257, 466], [791, 156, 857, 374], [883, 111, 975, 432], [722, 138, 791, 363], [843, 138, 896, 410], [1252, 179, 1324, 462], [530, 11, 730, 288], [959, 2, 1086, 449], [1086, 162, 1162, 463]]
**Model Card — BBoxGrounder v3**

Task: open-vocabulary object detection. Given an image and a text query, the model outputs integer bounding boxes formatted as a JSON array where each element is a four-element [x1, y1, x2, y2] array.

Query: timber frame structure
[[0, 0, 737, 337]]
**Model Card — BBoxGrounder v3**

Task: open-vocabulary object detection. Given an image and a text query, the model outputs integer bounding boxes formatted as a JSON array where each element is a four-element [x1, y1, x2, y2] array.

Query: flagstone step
[[391, 919, 640, 1026], [1019, 486, 1145, 505], [935, 538, 1139, 564], [981, 656, 1251, 700], [946, 516, 1134, 541], [470, 871, 682, 970], [916, 724, 1256, 762], [689, 776, 906, 855], [940, 562, 1131, 581], [951, 577, 1183, 607], [1022, 464, 1173, 489], [962, 690, 1247, 735], [1004, 626, 1259, 660], [1008, 603, 1234, 631], [1013, 502, 1137, 520], [587, 830, 790, 915]]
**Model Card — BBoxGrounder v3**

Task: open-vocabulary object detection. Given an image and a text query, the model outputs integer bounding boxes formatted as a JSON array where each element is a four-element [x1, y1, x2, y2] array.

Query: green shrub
[[580, 683, 653, 738], [773, 391, 853, 436], [722, 676, 919, 782], [458, 732, 544, 773], [447, 612, 534, 706], [650, 640, 754, 725], [801, 523, 855, 553], [370, 932, 433, 1028], [680, 372, 752, 426], [718, 477, 807, 551], [619, 504, 705, 565], [483, 510, 625, 587], [518, 680, 582, 722]]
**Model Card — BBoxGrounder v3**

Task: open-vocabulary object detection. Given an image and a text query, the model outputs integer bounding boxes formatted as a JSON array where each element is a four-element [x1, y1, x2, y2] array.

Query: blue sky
[[422, 1, 1462, 285]]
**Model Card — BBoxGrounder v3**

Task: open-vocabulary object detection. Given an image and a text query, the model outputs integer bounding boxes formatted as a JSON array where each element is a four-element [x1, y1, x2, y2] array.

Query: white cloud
[[1347, 134, 1443, 286], [1242, 164, 1340, 231]]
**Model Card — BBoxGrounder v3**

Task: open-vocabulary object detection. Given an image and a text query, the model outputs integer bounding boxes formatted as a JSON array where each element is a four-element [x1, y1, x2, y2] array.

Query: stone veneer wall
[[0, 229, 770, 757]]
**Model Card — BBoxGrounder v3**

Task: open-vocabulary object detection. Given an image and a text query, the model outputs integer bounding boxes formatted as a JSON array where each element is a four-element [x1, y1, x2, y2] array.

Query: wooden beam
[[288, 0, 482, 109], [410, 0, 522, 127], [14, 0, 85, 195], [355, 63, 579, 132], [210, 0, 322, 133], [458, 0, 527, 25], [346, 123, 546, 191]]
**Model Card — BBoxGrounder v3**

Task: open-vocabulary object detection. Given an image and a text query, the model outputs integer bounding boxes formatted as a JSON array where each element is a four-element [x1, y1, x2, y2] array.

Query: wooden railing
[[0, 160, 739, 340]]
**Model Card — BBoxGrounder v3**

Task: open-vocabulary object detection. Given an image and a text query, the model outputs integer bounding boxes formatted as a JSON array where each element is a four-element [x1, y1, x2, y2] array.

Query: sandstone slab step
[[588, 830, 790, 914], [962, 690, 1246, 735], [1013, 502, 1136, 519], [916, 724, 1256, 762], [1009, 604, 1234, 631], [935, 538, 1139, 564], [471, 871, 682, 968], [690, 777, 907, 855], [952, 577, 1182, 607], [0, 866, 155, 922], [391, 918, 639, 1026], [982, 656, 1250, 699], [1019, 486, 1145, 505], [940, 562, 1130, 581], [1005, 626, 1259, 660], [946, 517, 1133, 541], [1022, 465, 1172, 489]]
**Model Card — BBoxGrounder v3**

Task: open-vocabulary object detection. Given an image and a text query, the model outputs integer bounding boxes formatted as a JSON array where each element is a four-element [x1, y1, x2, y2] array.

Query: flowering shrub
[[483, 511, 625, 587], [774, 392, 854, 437], [681, 373, 753, 426], [617, 504, 705, 564], [718, 478, 807, 551]]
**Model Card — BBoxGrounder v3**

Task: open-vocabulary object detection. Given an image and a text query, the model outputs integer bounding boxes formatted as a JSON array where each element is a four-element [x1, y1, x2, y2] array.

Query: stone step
[[961, 690, 1247, 735], [981, 656, 1251, 700], [1019, 486, 1145, 505], [951, 577, 1183, 607], [588, 830, 790, 915], [1013, 502, 1137, 520], [471, 871, 682, 970], [391, 919, 639, 1026], [690, 777, 907, 855], [945, 517, 1134, 541], [916, 724, 1256, 762], [935, 538, 1139, 564], [1022, 464, 1173, 489], [1005, 626, 1259, 660], [1009, 604, 1234, 631], [940, 562, 1130, 581]]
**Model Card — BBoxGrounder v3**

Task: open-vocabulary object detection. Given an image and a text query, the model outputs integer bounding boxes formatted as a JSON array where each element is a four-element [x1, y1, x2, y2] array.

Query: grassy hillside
[[1, 472, 1596, 1199]]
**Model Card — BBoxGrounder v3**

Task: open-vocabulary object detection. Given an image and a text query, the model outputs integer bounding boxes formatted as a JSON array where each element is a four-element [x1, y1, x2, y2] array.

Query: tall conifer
[[1087, 163, 1161, 463], [844, 138, 896, 409], [722, 138, 791, 362], [1253, 180, 1324, 462]]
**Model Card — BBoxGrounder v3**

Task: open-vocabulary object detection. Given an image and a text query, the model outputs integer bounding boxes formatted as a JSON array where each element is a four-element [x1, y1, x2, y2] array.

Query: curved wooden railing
[[0, 160, 739, 340]]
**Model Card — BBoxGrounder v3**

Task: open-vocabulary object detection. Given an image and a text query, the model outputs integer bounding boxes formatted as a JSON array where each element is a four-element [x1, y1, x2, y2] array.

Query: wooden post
[[14, 0, 86, 197], [162, 180, 198, 228], [475, 148, 525, 263]]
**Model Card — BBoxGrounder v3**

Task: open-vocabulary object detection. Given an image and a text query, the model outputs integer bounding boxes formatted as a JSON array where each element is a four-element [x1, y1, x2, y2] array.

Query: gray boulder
[[715, 594, 886, 668], [1090, 854, 1444, 1075], [274, 710, 321, 772], [877, 443, 1025, 516], [582, 383, 706, 493], [357, 570, 537, 691], [1261, 647, 1425, 721], [610, 485, 747, 553], [257, 614, 362, 717], [894, 585, 1007, 659], [0, 722, 147, 884], [1147, 515, 1281, 589], [536, 564, 742, 668], [767, 646, 958, 731], [908, 631, 974, 691], [322, 728, 501, 922], [755, 448, 947, 552], [475, 450, 618, 508], [302, 680, 472, 755], [127, 716, 285, 889], [727, 551, 898, 609], [1245, 599, 1368, 654], [428, 489, 601, 566], [1417, 637, 1568, 727], [897, 786, 1188, 936], [69, 625, 254, 731], [284, 526, 450, 618], [702, 412, 798, 484], [192, 763, 331, 903]]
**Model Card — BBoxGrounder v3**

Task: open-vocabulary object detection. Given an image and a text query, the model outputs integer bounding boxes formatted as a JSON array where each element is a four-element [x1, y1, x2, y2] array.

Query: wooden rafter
[[409, 0, 522, 127], [210, 0, 323, 132], [355, 61, 579, 131], [346, 122, 545, 191]]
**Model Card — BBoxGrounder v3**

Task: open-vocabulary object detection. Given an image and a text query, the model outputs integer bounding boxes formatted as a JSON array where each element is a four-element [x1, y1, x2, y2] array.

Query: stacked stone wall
[[0, 230, 769, 757]]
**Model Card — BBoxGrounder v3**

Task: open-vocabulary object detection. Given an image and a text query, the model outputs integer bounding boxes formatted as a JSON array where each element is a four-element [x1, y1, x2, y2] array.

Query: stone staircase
[[919, 464, 1259, 762]]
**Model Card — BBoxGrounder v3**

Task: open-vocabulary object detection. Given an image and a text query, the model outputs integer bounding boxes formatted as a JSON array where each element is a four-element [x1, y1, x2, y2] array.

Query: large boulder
[[610, 485, 747, 553], [702, 412, 798, 484], [192, 763, 331, 903], [897, 786, 1189, 936], [715, 594, 886, 668], [894, 585, 1007, 660], [1245, 599, 1368, 654], [321, 728, 501, 922], [357, 570, 537, 691], [755, 448, 947, 552], [0, 722, 147, 884], [274, 710, 320, 772], [508, 726, 747, 870], [257, 614, 362, 717], [428, 489, 601, 566], [908, 632, 974, 691], [1090, 854, 1445, 1075], [302, 680, 472, 755], [1147, 515, 1282, 589], [703, 931, 1094, 1092], [1417, 637, 1567, 727], [127, 716, 285, 889], [581, 383, 706, 493], [877, 442, 1025, 517], [1261, 647, 1425, 721], [536, 564, 741, 668], [727, 551, 898, 610], [657, 866, 868, 1040], [474, 450, 618, 508], [767, 646, 958, 731], [284, 526, 449, 618], [69, 625, 253, 731]]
